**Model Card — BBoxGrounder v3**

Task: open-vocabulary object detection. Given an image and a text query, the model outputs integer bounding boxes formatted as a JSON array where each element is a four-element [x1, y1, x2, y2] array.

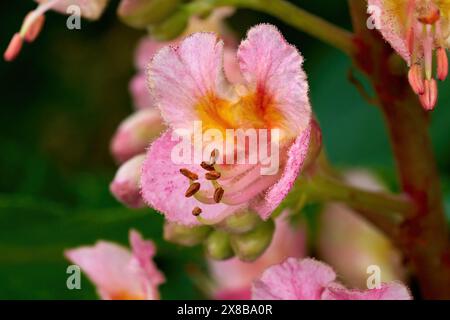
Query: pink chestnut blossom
[[252, 258, 412, 300], [368, 0, 449, 110], [209, 213, 306, 300], [141, 24, 314, 227], [4, 0, 109, 61], [65, 230, 164, 300]]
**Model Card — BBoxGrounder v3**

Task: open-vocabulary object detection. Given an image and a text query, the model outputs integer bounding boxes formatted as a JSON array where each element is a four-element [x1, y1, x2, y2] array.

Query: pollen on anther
[[201, 161, 215, 171], [205, 171, 221, 180], [192, 207, 202, 216], [180, 168, 199, 181], [185, 182, 201, 198], [214, 187, 224, 203]]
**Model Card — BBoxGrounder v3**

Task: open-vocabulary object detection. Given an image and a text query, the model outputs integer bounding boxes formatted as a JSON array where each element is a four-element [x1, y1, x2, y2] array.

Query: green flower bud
[[164, 222, 211, 247], [205, 230, 234, 261], [219, 210, 262, 235], [230, 219, 275, 262], [149, 10, 189, 41], [118, 0, 182, 29]]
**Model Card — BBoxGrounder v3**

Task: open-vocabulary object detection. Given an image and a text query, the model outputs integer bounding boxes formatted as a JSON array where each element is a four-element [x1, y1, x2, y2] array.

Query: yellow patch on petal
[[110, 291, 145, 300]]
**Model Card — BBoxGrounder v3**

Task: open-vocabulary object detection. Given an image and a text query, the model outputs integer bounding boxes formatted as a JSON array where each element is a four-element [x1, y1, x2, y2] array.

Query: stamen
[[185, 182, 201, 198], [423, 24, 434, 80], [210, 149, 219, 165], [4, 34, 23, 62], [436, 47, 448, 81], [201, 161, 215, 171], [214, 187, 224, 203], [418, 3, 440, 25], [180, 168, 199, 181], [408, 64, 425, 95], [419, 79, 438, 111], [192, 207, 202, 216], [24, 13, 45, 43], [205, 171, 221, 181]]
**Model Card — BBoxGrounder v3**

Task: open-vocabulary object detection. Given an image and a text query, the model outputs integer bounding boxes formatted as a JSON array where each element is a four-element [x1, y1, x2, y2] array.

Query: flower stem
[[185, 0, 354, 55], [348, 0, 450, 299]]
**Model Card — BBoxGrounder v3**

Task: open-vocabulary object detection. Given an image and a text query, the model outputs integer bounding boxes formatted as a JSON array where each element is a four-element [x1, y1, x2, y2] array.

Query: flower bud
[[149, 11, 189, 41], [205, 230, 234, 261], [218, 210, 262, 235], [110, 154, 145, 208], [164, 222, 211, 247], [118, 0, 181, 29], [111, 108, 165, 164], [230, 219, 275, 262]]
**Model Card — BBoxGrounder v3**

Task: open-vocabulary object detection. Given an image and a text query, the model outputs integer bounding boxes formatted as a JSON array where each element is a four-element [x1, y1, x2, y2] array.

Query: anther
[[201, 161, 215, 171], [185, 183, 201, 198], [408, 64, 425, 95], [437, 47, 448, 81], [214, 187, 224, 203], [24, 13, 45, 42], [192, 207, 202, 216], [4, 33, 23, 62], [180, 168, 198, 181], [419, 79, 438, 111], [205, 171, 221, 180], [210, 149, 219, 165]]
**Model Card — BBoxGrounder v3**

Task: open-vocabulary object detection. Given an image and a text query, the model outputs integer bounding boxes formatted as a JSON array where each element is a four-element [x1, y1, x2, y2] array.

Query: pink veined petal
[[250, 126, 311, 220], [140, 130, 243, 226], [368, 0, 411, 64], [65, 241, 144, 299], [323, 282, 412, 300], [148, 33, 234, 131], [237, 24, 311, 136], [251, 258, 336, 300], [35, 0, 109, 20]]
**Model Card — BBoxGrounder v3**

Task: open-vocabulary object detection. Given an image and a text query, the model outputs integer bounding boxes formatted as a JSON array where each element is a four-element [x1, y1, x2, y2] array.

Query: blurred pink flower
[[209, 213, 306, 300], [368, 0, 449, 110], [65, 230, 164, 300], [252, 258, 412, 300], [110, 154, 146, 208], [141, 24, 313, 226], [318, 170, 407, 289]]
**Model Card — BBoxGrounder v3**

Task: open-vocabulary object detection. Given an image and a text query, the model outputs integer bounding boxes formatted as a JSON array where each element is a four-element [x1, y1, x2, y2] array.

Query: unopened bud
[[205, 230, 234, 260], [118, 0, 181, 29], [110, 154, 145, 208], [164, 222, 211, 247], [149, 10, 189, 41], [111, 108, 165, 164], [219, 210, 262, 234], [230, 219, 275, 262]]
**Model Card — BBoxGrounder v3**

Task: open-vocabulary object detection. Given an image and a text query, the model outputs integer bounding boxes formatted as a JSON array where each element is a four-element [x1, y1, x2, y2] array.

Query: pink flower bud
[[111, 108, 165, 164], [110, 154, 146, 208]]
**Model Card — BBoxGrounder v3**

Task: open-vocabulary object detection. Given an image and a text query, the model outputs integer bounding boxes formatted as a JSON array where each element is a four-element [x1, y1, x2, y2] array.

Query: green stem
[[185, 0, 354, 55]]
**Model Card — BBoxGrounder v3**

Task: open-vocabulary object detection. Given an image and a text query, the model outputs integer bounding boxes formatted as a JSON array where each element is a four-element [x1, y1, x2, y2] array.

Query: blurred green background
[[0, 0, 449, 299]]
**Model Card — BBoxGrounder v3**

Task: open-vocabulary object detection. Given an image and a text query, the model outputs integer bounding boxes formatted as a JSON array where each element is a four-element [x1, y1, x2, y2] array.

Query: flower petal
[[237, 24, 311, 136], [251, 258, 336, 300], [35, 0, 109, 20], [148, 33, 234, 130], [141, 130, 242, 226], [323, 282, 412, 300], [250, 126, 311, 220]]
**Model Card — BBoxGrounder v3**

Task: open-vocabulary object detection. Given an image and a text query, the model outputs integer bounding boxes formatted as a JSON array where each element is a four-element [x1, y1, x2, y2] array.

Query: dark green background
[[0, 0, 449, 299]]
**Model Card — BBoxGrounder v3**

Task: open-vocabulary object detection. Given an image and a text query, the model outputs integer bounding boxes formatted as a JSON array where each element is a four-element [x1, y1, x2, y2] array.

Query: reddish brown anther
[[201, 161, 215, 171], [214, 187, 224, 203], [24, 13, 45, 43], [180, 168, 199, 181], [205, 171, 221, 180], [185, 182, 201, 198], [408, 64, 425, 95], [192, 207, 202, 216], [419, 79, 438, 111]]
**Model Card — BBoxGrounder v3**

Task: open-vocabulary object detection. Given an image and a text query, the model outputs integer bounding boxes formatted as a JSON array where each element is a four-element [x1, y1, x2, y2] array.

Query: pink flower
[[252, 258, 412, 300], [65, 230, 164, 300], [368, 0, 449, 110], [110, 154, 146, 208], [141, 24, 314, 226], [209, 213, 306, 300], [110, 108, 166, 163], [4, 0, 108, 61]]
